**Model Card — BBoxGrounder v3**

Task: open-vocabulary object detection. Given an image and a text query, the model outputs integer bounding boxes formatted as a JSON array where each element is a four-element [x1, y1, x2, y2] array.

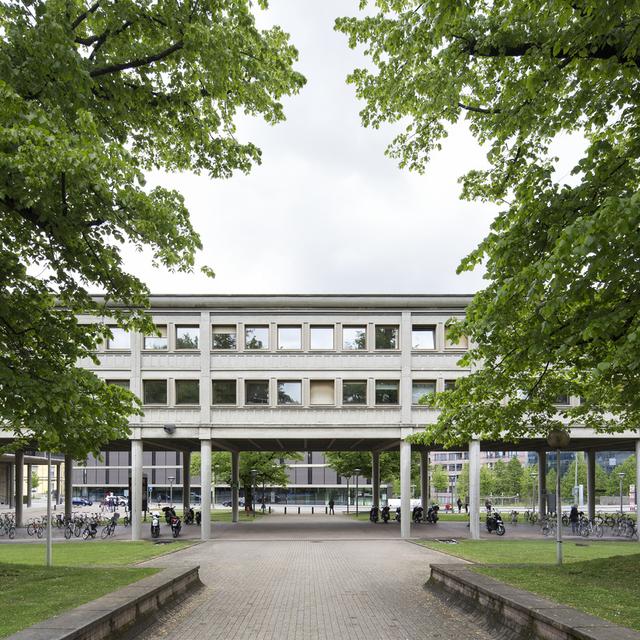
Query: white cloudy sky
[[132, 1, 501, 295]]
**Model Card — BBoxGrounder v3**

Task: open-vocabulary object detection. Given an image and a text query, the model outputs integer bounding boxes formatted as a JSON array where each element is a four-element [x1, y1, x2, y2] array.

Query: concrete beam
[[200, 440, 211, 541], [469, 439, 481, 540], [400, 440, 411, 539], [131, 440, 143, 541]]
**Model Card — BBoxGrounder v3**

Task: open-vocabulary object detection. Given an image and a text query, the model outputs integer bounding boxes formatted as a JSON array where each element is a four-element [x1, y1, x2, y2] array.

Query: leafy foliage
[[337, 0, 640, 445], [0, 0, 304, 456]]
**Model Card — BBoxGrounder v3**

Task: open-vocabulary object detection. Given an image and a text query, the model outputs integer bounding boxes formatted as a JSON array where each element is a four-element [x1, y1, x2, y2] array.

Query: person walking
[[328, 498, 335, 515], [569, 504, 579, 535], [456, 497, 463, 513]]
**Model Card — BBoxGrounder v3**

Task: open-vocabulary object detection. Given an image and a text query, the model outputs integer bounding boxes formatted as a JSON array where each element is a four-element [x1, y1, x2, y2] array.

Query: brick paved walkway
[[134, 517, 492, 640]]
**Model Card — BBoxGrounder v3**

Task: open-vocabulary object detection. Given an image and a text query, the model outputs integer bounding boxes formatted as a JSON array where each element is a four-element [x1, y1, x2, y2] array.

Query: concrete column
[[182, 450, 191, 512], [64, 454, 73, 520], [636, 440, 640, 542], [371, 451, 380, 507], [8, 463, 14, 508], [469, 439, 481, 540], [26, 464, 32, 508], [420, 450, 430, 509], [200, 440, 212, 541], [400, 440, 411, 539], [538, 450, 547, 515], [231, 451, 240, 523], [14, 452, 24, 528], [586, 449, 596, 520], [55, 464, 62, 505], [131, 439, 143, 541]]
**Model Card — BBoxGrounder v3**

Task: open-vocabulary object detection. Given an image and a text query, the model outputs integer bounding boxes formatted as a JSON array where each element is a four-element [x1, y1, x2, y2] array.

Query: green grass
[[419, 540, 640, 631], [0, 540, 193, 566], [0, 541, 193, 638], [418, 539, 639, 564], [0, 563, 156, 638], [210, 509, 267, 522], [476, 554, 640, 630]]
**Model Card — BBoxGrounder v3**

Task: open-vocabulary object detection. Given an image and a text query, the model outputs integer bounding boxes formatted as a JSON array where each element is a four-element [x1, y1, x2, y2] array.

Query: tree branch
[[89, 41, 184, 78], [458, 101, 501, 114], [71, 1, 101, 30]]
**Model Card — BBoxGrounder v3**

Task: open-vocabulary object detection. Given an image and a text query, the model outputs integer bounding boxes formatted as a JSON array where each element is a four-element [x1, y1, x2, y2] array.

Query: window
[[106, 379, 130, 390], [175, 380, 199, 405], [245, 326, 269, 350], [444, 379, 457, 392], [375, 380, 399, 405], [107, 327, 130, 350], [212, 380, 236, 405], [144, 325, 167, 350], [375, 325, 399, 349], [143, 380, 167, 405], [343, 326, 367, 350], [278, 380, 302, 405], [212, 325, 236, 350], [554, 394, 570, 406], [343, 380, 367, 405], [310, 380, 334, 405], [245, 380, 269, 405], [445, 327, 468, 349], [175, 326, 199, 350], [278, 326, 302, 350], [310, 325, 334, 350], [412, 325, 435, 350], [412, 381, 436, 405]]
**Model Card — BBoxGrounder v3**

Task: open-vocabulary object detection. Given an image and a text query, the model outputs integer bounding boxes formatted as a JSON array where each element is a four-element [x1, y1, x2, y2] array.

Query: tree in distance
[[0, 1, 305, 458], [337, 1, 640, 446]]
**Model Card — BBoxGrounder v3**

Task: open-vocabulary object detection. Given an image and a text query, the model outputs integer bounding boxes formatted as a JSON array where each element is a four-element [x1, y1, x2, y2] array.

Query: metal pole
[[346, 477, 350, 514], [46, 452, 52, 567], [620, 475, 624, 515], [356, 475, 359, 516], [556, 449, 563, 565]]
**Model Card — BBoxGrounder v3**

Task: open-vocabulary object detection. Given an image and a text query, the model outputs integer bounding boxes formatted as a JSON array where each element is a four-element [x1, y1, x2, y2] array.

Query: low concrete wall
[[428, 564, 640, 640], [7, 565, 201, 640]]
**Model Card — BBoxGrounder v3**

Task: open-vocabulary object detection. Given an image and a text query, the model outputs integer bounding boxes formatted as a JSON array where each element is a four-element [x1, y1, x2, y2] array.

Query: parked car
[[222, 500, 244, 507], [72, 497, 92, 506], [105, 495, 127, 506]]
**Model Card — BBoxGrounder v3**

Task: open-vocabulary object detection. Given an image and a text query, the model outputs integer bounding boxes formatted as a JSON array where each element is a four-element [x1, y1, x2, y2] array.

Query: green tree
[[191, 451, 302, 508], [606, 455, 636, 496], [456, 464, 469, 501], [30, 470, 39, 491], [430, 464, 448, 493], [560, 454, 609, 500], [337, 2, 640, 446], [480, 466, 496, 498], [493, 458, 524, 497], [0, 1, 304, 457]]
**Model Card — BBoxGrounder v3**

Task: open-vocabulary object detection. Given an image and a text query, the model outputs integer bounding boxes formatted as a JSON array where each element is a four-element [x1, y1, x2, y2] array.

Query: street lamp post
[[547, 430, 571, 566], [250, 469, 257, 517], [531, 471, 538, 514], [619, 472, 626, 514], [168, 476, 175, 507], [354, 468, 361, 516], [346, 476, 351, 514]]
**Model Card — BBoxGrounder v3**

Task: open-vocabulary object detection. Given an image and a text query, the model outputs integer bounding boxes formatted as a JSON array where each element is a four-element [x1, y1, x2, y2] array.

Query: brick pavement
[[133, 516, 492, 640]]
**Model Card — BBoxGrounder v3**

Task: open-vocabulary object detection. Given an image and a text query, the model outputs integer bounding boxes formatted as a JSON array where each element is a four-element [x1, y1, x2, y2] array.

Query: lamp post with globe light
[[547, 430, 571, 565]]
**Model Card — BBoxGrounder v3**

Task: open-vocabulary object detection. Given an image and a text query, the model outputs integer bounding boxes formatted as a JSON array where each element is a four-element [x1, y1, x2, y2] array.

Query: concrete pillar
[[64, 454, 73, 520], [14, 452, 24, 528], [400, 439, 411, 539], [182, 450, 191, 513], [55, 464, 62, 505], [469, 439, 481, 540], [538, 450, 547, 515], [8, 463, 14, 509], [636, 440, 640, 542], [586, 449, 596, 520], [420, 450, 430, 509], [231, 451, 240, 523], [371, 451, 380, 507], [131, 439, 143, 541], [26, 464, 32, 508], [200, 440, 211, 541]]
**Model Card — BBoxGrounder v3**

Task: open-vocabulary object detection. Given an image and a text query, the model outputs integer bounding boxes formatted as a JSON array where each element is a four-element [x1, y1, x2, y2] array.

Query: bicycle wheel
[[101, 526, 110, 539], [36, 526, 43, 539], [594, 524, 604, 538], [26, 522, 35, 537], [8, 527, 15, 540], [64, 526, 72, 540], [82, 528, 90, 540]]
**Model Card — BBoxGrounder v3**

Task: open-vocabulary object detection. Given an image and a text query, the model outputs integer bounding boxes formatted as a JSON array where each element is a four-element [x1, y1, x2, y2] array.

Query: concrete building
[[2, 294, 639, 541]]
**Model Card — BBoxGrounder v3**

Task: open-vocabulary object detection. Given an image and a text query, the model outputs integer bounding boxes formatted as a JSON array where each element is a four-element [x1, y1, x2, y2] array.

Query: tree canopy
[[337, 1, 640, 446], [0, 0, 304, 457]]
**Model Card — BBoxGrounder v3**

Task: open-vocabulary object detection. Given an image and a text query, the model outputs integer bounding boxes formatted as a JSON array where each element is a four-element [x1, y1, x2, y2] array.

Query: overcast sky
[[130, 1, 499, 295]]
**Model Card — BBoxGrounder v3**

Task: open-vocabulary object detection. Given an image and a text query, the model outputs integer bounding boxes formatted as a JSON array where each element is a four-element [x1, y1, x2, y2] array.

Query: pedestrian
[[485, 498, 492, 513], [456, 497, 462, 513], [328, 498, 335, 515], [260, 499, 266, 513], [464, 500, 469, 514], [569, 504, 579, 534]]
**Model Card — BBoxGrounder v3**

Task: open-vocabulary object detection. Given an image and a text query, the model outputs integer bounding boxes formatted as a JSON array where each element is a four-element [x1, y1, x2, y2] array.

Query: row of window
[[105, 324, 468, 352], [109, 379, 457, 407]]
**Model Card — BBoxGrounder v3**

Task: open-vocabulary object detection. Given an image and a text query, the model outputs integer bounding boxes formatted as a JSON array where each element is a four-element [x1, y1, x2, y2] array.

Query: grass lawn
[[419, 540, 640, 631], [0, 541, 193, 638]]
